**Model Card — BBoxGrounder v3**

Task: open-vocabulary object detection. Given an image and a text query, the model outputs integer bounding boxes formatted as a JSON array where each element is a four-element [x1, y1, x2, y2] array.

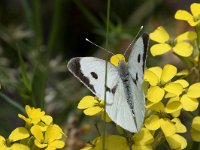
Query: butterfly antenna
[[124, 26, 144, 56], [85, 38, 115, 56]]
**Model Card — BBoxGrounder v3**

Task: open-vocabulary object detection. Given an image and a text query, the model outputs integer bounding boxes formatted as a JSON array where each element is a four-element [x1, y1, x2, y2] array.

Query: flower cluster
[[78, 2, 200, 150], [0, 105, 65, 150], [143, 2, 200, 149]]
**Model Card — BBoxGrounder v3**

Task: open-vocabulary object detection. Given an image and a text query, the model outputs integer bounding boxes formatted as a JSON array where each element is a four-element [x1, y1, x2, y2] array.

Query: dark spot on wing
[[132, 110, 135, 115], [67, 58, 95, 93], [106, 86, 111, 92], [137, 54, 141, 63], [106, 84, 118, 94], [142, 33, 149, 72], [136, 73, 138, 81], [111, 84, 118, 94], [91, 72, 98, 79]]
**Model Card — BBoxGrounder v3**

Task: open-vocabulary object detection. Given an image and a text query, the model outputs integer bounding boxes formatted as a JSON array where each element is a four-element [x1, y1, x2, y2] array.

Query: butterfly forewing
[[67, 57, 119, 104], [128, 33, 149, 130]]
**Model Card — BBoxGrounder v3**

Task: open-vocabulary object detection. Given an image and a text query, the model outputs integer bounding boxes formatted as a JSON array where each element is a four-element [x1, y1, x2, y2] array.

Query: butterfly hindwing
[[106, 78, 138, 132], [67, 57, 119, 104]]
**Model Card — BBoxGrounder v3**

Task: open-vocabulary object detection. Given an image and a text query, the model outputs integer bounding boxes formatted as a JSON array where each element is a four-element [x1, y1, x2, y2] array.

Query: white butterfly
[[67, 33, 149, 132]]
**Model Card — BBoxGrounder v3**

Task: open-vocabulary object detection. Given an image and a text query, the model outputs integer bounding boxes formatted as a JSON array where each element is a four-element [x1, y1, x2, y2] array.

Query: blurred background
[[0, 0, 198, 149]]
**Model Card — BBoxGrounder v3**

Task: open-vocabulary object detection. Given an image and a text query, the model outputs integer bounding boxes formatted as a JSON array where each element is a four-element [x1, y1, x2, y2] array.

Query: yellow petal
[[9, 127, 30, 142], [150, 44, 171, 56], [176, 31, 197, 42], [191, 3, 200, 17], [144, 70, 159, 86], [175, 10, 195, 26], [41, 115, 53, 125], [47, 140, 65, 149], [45, 125, 63, 143], [146, 102, 165, 112], [170, 110, 181, 118], [187, 83, 200, 98], [173, 42, 193, 57], [146, 86, 165, 103], [84, 107, 103, 116], [166, 134, 187, 149], [110, 54, 126, 66], [165, 93, 176, 98], [150, 26, 170, 43], [31, 125, 44, 143], [144, 115, 160, 130], [78, 96, 97, 109], [164, 83, 183, 96], [180, 94, 199, 111], [160, 118, 176, 136], [161, 64, 177, 83], [0, 135, 5, 141], [34, 140, 47, 148], [10, 143, 30, 150], [192, 116, 200, 131], [165, 99, 182, 113], [133, 128, 154, 145], [171, 118, 187, 133], [191, 128, 200, 142], [148, 67, 162, 80], [176, 69, 189, 76], [174, 79, 189, 88]]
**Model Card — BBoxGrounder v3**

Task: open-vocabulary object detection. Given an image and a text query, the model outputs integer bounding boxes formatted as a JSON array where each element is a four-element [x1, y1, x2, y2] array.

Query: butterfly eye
[[91, 72, 98, 79]]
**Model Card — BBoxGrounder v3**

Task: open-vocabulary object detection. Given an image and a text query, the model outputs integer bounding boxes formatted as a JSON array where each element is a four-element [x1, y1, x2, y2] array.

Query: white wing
[[106, 78, 138, 132], [128, 33, 149, 84], [67, 57, 119, 104], [128, 33, 149, 130]]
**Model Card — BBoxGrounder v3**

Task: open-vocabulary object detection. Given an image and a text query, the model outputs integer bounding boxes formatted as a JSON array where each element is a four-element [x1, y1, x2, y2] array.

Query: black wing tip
[[142, 33, 149, 41], [67, 57, 80, 71]]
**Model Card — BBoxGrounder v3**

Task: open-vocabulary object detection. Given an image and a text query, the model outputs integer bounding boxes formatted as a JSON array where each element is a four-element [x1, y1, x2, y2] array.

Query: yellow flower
[[144, 114, 187, 149], [144, 64, 183, 103], [18, 105, 53, 129], [145, 115, 186, 137], [31, 124, 65, 150], [0, 127, 30, 150], [78, 96, 104, 116], [175, 3, 200, 26], [150, 26, 196, 57], [191, 116, 200, 141]]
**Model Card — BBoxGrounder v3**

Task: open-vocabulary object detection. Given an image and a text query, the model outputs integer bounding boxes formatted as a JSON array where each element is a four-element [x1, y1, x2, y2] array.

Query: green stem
[[32, 0, 43, 49], [0, 92, 25, 114], [102, 0, 111, 149], [21, 0, 34, 30], [152, 131, 165, 149], [46, 0, 62, 63]]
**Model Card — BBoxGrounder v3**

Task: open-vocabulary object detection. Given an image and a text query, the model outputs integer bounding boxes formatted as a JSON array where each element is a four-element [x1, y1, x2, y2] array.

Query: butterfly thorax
[[117, 60, 135, 115]]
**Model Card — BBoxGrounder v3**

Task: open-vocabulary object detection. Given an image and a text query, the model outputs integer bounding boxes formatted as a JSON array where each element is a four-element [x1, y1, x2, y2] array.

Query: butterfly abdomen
[[118, 62, 135, 115]]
